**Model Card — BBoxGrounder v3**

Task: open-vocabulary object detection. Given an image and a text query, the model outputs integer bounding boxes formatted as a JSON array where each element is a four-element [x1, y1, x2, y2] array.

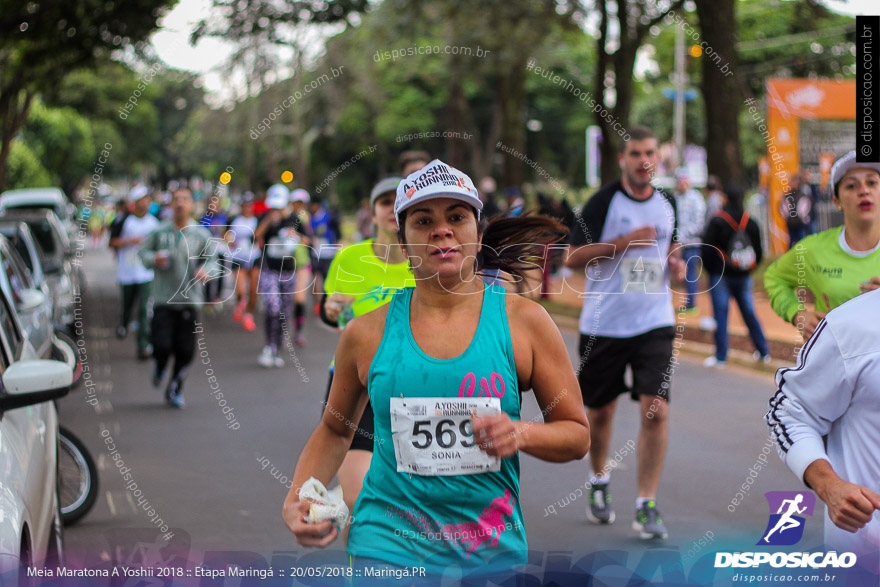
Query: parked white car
[[0, 235, 54, 359], [0, 282, 73, 578], [0, 225, 82, 383], [0, 188, 77, 240], [0, 210, 81, 333]]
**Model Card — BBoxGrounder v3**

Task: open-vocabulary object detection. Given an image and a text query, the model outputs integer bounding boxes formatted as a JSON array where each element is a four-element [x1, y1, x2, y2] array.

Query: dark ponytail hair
[[477, 214, 568, 292], [398, 207, 569, 293]]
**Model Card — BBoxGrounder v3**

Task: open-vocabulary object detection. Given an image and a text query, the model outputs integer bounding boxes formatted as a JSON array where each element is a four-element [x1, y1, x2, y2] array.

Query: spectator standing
[[701, 184, 770, 367], [780, 174, 813, 247], [673, 169, 707, 313]]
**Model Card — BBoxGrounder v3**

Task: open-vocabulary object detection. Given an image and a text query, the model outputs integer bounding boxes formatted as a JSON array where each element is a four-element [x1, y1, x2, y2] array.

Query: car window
[[1, 258, 23, 308], [0, 290, 21, 363], [0, 325, 8, 373], [7, 204, 52, 211], [10, 234, 34, 274], [47, 214, 71, 248], [28, 221, 57, 256], [2, 242, 34, 294]]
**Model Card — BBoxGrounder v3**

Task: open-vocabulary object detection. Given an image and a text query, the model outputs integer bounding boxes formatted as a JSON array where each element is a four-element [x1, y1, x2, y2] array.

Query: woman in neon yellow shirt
[[764, 151, 880, 341]]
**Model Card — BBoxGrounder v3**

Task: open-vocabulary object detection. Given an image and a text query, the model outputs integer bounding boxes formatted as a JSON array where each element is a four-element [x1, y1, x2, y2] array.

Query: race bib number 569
[[390, 397, 501, 476]]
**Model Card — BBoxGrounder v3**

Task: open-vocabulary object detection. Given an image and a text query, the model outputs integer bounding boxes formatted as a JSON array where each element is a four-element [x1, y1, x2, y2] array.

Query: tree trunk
[[695, 0, 744, 186], [445, 60, 469, 170], [592, 0, 685, 185], [497, 63, 527, 189], [470, 87, 502, 184], [596, 52, 638, 184], [0, 88, 34, 191]]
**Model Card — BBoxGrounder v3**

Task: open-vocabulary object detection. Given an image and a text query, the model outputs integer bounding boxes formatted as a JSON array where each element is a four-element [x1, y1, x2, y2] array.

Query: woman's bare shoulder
[[504, 291, 553, 328], [342, 302, 392, 352]]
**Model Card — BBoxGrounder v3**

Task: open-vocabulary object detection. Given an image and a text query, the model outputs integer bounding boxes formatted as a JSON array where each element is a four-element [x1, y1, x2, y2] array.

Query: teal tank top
[[347, 284, 527, 571]]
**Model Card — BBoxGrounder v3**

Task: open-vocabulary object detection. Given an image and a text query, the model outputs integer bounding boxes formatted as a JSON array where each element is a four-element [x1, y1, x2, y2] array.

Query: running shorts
[[323, 370, 375, 452], [576, 326, 675, 409]]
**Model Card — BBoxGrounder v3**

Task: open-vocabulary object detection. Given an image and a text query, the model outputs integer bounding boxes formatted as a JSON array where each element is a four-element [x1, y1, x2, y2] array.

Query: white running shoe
[[753, 351, 772, 364], [702, 356, 727, 369], [273, 352, 285, 368], [258, 346, 275, 368]]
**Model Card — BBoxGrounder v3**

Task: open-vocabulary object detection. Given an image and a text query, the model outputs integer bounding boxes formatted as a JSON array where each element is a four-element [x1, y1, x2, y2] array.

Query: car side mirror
[[0, 359, 72, 411], [18, 288, 47, 312]]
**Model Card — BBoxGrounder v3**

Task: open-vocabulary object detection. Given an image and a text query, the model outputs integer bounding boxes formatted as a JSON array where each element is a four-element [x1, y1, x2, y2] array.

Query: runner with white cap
[[316, 176, 413, 542], [254, 184, 311, 367], [227, 192, 261, 332], [109, 184, 159, 358], [289, 188, 313, 345], [284, 160, 589, 578], [764, 150, 880, 341]]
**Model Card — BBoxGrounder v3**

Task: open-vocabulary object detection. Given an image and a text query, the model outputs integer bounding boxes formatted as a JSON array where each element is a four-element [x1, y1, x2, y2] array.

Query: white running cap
[[128, 184, 151, 202], [290, 188, 311, 203], [394, 159, 481, 224], [830, 150, 880, 193], [265, 184, 289, 209]]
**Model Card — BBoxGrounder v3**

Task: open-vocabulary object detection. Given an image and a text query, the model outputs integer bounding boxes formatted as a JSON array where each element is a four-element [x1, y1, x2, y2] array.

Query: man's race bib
[[390, 397, 501, 476], [619, 257, 666, 294]]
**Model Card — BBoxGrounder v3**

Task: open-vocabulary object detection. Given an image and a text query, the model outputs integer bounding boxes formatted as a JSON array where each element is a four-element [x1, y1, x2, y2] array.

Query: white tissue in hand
[[300, 477, 350, 528]]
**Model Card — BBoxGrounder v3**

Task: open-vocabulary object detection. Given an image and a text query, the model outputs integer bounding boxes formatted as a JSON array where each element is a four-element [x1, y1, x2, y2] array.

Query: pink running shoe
[[233, 299, 247, 322], [242, 313, 256, 331]]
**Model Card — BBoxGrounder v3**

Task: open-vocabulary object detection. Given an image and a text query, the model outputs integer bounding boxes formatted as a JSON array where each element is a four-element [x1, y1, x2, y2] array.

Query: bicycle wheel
[[57, 426, 99, 526]]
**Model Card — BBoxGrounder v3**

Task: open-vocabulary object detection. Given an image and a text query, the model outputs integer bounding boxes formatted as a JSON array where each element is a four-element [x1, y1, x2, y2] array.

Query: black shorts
[[323, 370, 375, 452], [576, 326, 675, 409]]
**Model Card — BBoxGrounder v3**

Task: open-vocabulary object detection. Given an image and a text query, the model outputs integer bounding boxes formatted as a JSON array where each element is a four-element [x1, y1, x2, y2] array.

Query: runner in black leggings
[[254, 184, 311, 367]]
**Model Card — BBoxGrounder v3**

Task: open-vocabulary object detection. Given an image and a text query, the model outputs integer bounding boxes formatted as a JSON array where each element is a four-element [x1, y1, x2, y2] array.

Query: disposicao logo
[[759, 491, 815, 546], [714, 491, 857, 570]]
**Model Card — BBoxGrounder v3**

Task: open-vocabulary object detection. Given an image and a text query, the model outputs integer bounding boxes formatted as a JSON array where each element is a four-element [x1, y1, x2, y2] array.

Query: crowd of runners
[[98, 130, 880, 579]]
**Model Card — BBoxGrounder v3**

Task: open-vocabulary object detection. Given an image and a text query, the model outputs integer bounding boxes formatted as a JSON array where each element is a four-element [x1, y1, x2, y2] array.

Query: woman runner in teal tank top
[[284, 160, 590, 579]]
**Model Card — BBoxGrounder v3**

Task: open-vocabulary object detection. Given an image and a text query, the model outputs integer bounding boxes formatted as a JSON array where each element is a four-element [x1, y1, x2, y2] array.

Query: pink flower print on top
[[441, 490, 517, 557], [458, 372, 506, 398]]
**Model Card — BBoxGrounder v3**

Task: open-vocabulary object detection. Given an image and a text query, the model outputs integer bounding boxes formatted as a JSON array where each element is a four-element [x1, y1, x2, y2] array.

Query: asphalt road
[[57, 247, 836, 585]]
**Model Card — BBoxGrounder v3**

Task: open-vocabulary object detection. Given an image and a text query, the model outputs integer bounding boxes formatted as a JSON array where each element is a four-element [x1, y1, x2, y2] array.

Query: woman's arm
[[763, 246, 806, 324], [282, 322, 370, 545], [253, 213, 278, 247], [473, 297, 589, 463], [749, 219, 764, 267]]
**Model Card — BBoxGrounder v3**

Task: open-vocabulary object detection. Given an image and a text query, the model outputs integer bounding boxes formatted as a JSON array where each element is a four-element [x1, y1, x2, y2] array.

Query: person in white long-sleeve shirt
[[673, 169, 706, 312], [766, 288, 880, 573]]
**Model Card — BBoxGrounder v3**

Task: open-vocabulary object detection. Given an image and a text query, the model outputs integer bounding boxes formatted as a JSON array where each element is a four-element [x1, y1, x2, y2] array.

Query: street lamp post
[[674, 24, 687, 171]]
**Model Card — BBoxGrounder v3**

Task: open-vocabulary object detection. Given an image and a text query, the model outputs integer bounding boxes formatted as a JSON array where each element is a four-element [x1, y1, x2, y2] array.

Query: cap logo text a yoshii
[[401, 162, 460, 195], [394, 159, 482, 224]]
